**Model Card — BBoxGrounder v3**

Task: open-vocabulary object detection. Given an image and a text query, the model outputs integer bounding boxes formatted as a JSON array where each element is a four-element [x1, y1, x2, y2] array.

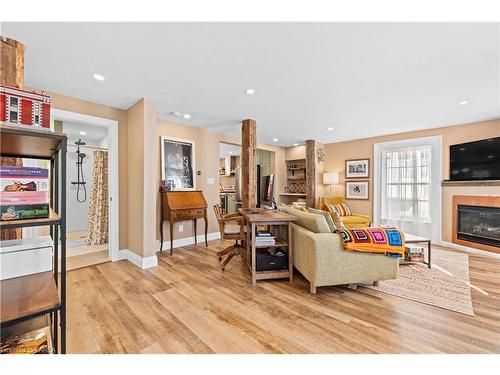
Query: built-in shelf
[[0, 208, 61, 229], [280, 193, 306, 197], [441, 180, 500, 187], [0, 272, 61, 324]]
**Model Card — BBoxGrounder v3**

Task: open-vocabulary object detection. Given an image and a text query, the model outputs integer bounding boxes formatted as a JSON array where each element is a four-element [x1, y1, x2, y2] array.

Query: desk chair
[[213, 204, 246, 271]]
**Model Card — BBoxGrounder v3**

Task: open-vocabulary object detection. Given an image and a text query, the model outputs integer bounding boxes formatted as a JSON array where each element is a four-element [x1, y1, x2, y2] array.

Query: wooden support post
[[241, 119, 257, 208], [1, 36, 25, 89], [305, 140, 316, 208]]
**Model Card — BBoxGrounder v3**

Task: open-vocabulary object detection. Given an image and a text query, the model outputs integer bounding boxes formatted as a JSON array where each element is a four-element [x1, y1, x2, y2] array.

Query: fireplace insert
[[457, 204, 500, 248]]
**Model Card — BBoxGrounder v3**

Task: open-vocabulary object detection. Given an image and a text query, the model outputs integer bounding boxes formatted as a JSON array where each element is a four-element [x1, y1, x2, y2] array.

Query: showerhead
[[75, 139, 86, 146], [79, 153, 87, 159]]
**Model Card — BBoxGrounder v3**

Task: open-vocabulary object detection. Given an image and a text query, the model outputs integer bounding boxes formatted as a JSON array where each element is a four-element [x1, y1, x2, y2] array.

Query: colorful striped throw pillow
[[326, 202, 352, 217]]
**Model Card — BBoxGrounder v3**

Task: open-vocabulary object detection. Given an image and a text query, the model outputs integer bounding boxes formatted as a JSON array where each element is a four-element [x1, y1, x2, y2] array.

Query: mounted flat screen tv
[[449, 136, 500, 181]]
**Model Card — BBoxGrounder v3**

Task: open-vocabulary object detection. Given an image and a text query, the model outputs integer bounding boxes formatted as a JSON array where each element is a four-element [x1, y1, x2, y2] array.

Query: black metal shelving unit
[[0, 125, 67, 354]]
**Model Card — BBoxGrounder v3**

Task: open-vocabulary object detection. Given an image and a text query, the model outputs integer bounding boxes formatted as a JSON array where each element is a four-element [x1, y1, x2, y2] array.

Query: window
[[381, 145, 431, 222]]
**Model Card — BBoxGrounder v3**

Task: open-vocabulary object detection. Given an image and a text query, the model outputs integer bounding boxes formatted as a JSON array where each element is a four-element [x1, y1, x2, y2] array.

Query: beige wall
[[323, 119, 500, 240], [156, 119, 287, 243], [125, 100, 145, 256], [285, 145, 306, 161]]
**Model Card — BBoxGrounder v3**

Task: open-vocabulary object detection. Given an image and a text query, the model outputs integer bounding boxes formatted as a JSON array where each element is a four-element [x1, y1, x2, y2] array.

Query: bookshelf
[[280, 159, 308, 205], [0, 125, 67, 354]]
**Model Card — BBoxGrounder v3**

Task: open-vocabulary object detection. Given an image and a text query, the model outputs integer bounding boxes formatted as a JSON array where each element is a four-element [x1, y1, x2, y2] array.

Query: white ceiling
[[62, 121, 108, 145], [3, 22, 499, 146]]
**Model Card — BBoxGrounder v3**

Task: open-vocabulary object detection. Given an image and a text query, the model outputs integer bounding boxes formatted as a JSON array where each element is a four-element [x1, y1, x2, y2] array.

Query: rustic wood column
[[1, 36, 25, 240], [241, 119, 257, 208], [305, 140, 316, 208], [1, 36, 25, 88]]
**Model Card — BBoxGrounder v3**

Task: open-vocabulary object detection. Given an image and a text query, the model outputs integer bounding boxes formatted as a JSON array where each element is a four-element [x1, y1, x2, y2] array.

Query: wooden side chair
[[213, 204, 246, 271]]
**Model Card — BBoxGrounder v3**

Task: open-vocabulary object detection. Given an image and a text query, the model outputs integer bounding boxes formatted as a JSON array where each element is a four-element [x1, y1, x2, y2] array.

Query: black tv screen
[[450, 136, 500, 181]]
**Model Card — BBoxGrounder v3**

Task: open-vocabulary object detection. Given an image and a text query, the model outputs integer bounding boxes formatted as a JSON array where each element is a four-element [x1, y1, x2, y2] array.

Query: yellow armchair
[[319, 196, 371, 228]]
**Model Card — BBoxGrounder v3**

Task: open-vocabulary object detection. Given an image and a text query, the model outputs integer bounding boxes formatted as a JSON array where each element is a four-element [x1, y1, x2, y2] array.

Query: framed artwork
[[160, 136, 196, 190], [345, 158, 370, 178], [345, 180, 369, 200]]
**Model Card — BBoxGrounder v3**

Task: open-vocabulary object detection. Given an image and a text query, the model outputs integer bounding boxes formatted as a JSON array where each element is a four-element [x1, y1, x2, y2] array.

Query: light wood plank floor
[[66, 240, 500, 354], [65, 250, 109, 272]]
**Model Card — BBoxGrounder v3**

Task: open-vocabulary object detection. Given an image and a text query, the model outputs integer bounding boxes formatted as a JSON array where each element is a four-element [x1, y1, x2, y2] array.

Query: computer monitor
[[260, 174, 275, 209]]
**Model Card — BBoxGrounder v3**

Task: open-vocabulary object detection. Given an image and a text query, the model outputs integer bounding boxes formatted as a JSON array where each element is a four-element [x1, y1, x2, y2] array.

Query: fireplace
[[452, 195, 500, 253], [457, 205, 500, 248]]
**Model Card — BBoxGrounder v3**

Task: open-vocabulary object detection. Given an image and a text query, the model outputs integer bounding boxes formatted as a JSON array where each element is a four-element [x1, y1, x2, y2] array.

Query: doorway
[[51, 109, 119, 267]]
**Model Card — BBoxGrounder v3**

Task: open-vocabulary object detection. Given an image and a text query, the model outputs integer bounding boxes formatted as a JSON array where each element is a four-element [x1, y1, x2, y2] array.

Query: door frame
[[51, 109, 120, 262], [373, 135, 442, 244]]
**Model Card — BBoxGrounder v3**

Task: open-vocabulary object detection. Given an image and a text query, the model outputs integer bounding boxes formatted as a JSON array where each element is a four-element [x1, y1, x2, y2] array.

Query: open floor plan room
[[1, 6, 500, 370]]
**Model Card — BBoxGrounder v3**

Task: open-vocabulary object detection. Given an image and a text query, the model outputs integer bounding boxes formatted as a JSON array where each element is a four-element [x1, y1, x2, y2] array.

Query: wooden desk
[[239, 208, 297, 286], [160, 190, 208, 254]]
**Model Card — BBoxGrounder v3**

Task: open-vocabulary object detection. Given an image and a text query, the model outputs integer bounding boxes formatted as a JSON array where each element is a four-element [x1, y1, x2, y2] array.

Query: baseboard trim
[[157, 232, 221, 251], [118, 249, 158, 269], [438, 241, 500, 259]]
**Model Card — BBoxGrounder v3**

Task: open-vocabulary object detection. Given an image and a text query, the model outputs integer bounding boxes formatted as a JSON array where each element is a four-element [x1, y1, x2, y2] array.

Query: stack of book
[[404, 244, 425, 262], [255, 231, 276, 246], [0, 166, 50, 221]]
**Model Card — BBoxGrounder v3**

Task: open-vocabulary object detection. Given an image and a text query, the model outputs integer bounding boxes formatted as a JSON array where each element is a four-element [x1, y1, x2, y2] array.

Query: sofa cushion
[[307, 208, 336, 233], [280, 206, 331, 233], [329, 211, 346, 230]]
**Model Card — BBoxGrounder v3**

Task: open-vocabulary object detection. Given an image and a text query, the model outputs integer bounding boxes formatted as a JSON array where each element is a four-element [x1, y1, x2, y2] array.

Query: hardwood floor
[[66, 240, 500, 354], [65, 250, 109, 272]]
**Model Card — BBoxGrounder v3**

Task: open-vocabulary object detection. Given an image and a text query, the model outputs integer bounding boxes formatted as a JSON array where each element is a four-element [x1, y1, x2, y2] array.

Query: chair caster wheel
[[221, 267, 225, 271], [218, 256, 222, 261]]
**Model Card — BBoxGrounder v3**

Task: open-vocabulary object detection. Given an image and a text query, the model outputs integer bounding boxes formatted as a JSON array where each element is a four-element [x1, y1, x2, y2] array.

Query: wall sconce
[[323, 171, 339, 196]]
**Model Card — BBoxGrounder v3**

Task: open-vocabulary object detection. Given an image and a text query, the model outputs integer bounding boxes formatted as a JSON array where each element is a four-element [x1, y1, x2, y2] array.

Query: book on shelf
[[256, 231, 274, 237], [0, 326, 53, 354], [405, 244, 425, 254]]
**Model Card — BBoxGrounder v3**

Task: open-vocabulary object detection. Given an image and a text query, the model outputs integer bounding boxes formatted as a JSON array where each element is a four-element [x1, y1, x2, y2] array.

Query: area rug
[[362, 248, 474, 316]]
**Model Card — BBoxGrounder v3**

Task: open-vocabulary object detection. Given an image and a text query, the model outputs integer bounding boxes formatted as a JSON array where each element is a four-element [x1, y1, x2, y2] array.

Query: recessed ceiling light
[[458, 100, 469, 106], [183, 113, 191, 119], [273, 138, 279, 142], [245, 88, 255, 95], [327, 127, 334, 131], [79, 131, 86, 135], [171, 111, 181, 117], [93, 74, 105, 81], [229, 151, 233, 154], [293, 143, 299, 146]]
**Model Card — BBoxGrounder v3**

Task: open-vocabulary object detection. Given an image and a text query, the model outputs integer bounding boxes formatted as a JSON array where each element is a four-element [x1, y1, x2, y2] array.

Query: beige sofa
[[280, 206, 399, 293]]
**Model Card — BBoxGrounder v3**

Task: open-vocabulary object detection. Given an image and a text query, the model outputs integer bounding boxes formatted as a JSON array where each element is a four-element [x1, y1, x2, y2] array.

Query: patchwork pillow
[[307, 208, 336, 233], [325, 202, 352, 216]]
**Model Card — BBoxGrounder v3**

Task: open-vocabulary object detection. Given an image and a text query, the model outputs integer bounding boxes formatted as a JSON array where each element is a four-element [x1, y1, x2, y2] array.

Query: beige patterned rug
[[362, 248, 474, 316]]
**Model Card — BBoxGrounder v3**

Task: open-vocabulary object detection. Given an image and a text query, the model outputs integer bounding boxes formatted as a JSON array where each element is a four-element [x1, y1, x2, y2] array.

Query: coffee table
[[404, 233, 431, 268]]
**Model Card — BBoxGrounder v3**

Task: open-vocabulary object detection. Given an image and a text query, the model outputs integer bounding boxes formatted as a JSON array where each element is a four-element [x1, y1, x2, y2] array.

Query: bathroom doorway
[[52, 110, 119, 269]]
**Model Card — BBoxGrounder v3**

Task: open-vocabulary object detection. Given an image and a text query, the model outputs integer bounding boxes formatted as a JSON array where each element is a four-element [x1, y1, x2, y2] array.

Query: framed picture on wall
[[345, 158, 370, 178], [161, 136, 196, 190], [345, 180, 369, 200]]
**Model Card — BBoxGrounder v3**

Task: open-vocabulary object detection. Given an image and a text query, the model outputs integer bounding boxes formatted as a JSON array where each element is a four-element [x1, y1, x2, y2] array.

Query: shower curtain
[[86, 150, 109, 246]]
